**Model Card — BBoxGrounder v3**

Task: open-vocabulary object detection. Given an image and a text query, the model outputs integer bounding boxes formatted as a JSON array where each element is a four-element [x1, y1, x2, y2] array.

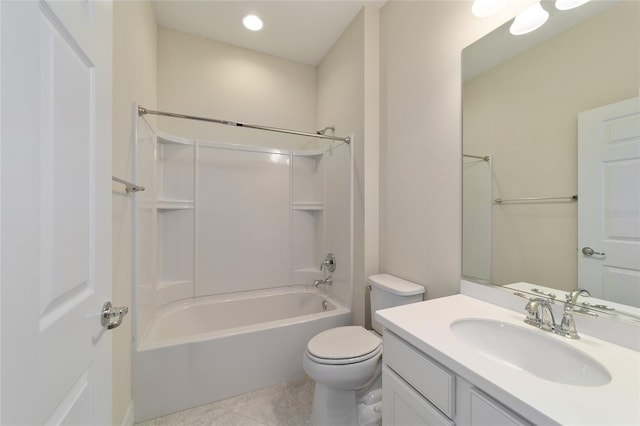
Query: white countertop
[[376, 294, 640, 426]]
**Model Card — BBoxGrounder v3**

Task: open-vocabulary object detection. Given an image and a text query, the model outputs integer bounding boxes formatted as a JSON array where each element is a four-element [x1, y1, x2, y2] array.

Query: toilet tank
[[369, 274, 425, 334]]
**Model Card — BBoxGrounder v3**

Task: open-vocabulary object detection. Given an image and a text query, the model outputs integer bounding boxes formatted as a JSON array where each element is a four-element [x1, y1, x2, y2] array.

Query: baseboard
[[121, 402, 135, 426]]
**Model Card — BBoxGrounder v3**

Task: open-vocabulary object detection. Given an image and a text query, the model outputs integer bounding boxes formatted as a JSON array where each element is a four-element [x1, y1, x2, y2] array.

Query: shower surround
[[132, 119, 353, 421]]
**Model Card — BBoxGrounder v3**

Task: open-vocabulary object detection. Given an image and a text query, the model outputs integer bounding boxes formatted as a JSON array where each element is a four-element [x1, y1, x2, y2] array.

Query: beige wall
[[464, 2, 639, 291], [317, 7, 380, 327], [157, 28, 318, 150], [112, 1, 157, 424], [379, 1, 514, 301]]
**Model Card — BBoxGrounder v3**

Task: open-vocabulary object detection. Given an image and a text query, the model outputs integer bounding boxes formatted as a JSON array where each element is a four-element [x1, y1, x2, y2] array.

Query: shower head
[[316, 125, 335, 136]]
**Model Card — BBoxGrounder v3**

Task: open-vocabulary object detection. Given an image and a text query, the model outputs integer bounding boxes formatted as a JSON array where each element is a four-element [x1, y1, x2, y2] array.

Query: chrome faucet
[[521, 289, 597, 338], [524, 298, 556, 332], [313, 277, 333, 287], [320, 253, 336, 273], [557, 289, 591, 339], [567, 288, 591, 304]]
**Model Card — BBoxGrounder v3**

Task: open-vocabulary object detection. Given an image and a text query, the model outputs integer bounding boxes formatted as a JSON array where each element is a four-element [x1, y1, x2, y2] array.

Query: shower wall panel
[[462, 157, 492, 282], [196, 146, 291, 296], [134, 128, 353, 343], [135, 121, 158, 340]]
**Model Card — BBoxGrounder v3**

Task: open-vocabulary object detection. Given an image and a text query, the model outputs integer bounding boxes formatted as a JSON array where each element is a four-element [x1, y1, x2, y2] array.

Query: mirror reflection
[[462, 1, 640, 316]]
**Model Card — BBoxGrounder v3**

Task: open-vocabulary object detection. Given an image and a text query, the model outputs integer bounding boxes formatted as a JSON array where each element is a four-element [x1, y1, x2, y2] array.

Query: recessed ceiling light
[[242, 14, 263, 31], [471, 0, 509, 17]]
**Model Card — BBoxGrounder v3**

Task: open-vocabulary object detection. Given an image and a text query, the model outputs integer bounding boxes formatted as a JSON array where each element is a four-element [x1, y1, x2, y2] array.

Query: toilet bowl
[[303, 274, 425, 426], [304, 326, 382, 389]]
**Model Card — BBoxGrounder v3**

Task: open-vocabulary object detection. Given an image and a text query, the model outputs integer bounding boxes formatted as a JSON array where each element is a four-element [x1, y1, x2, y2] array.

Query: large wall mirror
[[462, 1, 639, 319]]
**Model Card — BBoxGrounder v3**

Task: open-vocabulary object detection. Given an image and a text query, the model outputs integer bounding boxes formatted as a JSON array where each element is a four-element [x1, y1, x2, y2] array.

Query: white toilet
[[303, 274, 425, 426]]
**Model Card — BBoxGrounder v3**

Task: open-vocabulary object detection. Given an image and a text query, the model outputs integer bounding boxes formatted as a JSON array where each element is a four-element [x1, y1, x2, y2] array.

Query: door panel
[[1, 1, 112, 424], [578, 97, 640, 307]]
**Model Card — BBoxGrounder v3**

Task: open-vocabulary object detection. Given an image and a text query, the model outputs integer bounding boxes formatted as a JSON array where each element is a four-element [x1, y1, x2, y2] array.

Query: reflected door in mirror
[[578, 97, 640, 307]]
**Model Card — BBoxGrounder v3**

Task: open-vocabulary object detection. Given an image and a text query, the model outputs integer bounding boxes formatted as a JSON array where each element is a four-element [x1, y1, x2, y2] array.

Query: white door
[[1, 1, 113, 424], [578, 97, 640, 307]]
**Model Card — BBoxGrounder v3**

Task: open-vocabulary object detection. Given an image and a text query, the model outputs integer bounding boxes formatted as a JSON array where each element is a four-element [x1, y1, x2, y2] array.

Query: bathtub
[[133, 287, 351, 422]]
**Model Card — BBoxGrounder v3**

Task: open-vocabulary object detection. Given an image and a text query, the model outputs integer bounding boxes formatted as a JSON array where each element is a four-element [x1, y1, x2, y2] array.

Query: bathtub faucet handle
[[320, 253, 336, 273]]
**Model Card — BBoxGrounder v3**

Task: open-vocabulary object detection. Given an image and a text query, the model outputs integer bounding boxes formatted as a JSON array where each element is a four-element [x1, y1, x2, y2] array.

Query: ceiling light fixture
[[555, 0, 591, 11], [242, 14, 263, 31], [510, 1, 549, 36], [471, 0, 509, 17]]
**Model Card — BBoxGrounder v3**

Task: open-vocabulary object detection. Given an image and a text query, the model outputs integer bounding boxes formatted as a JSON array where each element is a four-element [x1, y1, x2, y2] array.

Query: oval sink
[[450, 319, 611, 387]]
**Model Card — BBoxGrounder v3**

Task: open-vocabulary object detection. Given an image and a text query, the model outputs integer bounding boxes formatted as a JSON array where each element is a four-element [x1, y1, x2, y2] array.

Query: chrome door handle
[[102, 301, 129, 330], [581, 247, 605, 256]]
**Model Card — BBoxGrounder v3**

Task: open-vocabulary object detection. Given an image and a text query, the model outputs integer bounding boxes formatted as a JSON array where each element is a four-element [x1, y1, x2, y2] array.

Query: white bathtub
[[133, 287, 351, 422]]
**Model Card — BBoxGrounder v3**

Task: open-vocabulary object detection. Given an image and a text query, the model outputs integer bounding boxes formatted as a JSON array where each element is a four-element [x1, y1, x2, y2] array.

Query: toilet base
[[311, 385, 358, 426], [310, 375, 382, 426]]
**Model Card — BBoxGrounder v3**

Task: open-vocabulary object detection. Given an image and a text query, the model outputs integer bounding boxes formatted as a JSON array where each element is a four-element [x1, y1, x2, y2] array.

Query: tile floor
[[135, 376, 314, 426]]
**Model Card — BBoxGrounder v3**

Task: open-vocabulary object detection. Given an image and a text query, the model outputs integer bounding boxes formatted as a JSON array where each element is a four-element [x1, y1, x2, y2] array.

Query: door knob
[[102, 302, 129, 330], [581, 247, 605, 256]]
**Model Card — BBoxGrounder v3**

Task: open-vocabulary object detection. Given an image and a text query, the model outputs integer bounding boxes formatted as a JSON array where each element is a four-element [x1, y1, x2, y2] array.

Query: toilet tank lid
[[368, 274, 425, 296]]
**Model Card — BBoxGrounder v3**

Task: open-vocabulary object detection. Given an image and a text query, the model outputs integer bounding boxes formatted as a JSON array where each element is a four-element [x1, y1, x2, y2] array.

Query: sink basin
[[450, 319, 611, 387]]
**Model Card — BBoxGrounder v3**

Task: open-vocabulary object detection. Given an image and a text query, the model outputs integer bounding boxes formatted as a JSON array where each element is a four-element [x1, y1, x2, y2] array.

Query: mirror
[[462, 1, 640, 319]]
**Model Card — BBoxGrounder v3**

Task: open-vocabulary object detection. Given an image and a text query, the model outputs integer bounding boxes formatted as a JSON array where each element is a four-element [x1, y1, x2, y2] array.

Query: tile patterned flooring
[[135, 376, 314, 426]]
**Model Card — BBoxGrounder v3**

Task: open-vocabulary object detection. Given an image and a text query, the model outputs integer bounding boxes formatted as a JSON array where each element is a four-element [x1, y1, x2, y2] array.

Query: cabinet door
[[469, 388, 532, 426], [383, 366, 454, 426]]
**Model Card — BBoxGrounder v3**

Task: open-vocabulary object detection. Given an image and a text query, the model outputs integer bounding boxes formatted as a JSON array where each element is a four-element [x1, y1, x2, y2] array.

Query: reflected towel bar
[[495, 194, 577, 204], [112, 176, 145, 193], [463, 154, 491, 161]]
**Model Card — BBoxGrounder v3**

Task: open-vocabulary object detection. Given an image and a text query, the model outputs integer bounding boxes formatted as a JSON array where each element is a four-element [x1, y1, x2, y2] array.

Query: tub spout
[[313, 277, 333, 287]]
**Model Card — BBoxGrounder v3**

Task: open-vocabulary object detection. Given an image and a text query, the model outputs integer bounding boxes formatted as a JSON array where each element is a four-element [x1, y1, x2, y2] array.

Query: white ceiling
[[151, 1, 386, 66]]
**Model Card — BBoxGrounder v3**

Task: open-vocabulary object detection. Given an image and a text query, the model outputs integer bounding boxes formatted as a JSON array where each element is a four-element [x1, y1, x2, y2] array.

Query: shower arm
[[316, 125, 336, 136]]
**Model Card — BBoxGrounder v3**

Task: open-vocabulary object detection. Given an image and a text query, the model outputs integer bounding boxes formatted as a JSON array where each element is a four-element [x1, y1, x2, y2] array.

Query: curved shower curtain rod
[[138, 105, 351, 144]]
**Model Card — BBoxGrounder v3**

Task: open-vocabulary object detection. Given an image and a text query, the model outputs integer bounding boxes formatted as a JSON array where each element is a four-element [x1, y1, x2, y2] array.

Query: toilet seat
[[307, 345, 382, 365], [306, 326, 382, 365]]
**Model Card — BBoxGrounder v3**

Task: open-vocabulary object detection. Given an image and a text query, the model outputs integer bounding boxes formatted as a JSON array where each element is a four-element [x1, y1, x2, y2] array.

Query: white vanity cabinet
[[382, 330, 531, 426]]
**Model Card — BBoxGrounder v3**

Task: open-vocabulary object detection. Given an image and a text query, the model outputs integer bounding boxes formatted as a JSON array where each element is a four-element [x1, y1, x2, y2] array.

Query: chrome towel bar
[[495, 194, 577, 204], [463, 153, 491, 161]]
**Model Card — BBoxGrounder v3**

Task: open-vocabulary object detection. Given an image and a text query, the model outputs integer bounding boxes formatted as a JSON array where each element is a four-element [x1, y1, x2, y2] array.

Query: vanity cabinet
[[382, 331, 532, 426]]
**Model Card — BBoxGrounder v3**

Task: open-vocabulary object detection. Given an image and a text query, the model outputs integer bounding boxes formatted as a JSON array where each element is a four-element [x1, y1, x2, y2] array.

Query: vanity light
[[242, 14, 263, 31], [471, 0, 509, 17], [555, 0, 591, 10], [510, 1, 549, 35]]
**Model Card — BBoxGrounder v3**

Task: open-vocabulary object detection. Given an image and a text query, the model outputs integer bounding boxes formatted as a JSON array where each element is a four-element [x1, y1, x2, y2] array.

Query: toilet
[[303, 274, 425, 426]]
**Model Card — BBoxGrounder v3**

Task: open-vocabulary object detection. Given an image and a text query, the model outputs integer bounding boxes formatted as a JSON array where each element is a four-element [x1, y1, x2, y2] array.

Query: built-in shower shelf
[[292, 202, 324, 211], [157, 280, 191, 289], [157, 132, 195, 146], [293, 149, 324, 158], [157, 199, 195, 210]]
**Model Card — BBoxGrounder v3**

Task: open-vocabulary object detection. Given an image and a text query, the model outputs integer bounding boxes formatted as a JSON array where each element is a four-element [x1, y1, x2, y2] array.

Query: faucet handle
[[523, 298, 556, 331], [320, 253, 336, 272], [558, 311, 579, 339], [524, 298, 543, 326]]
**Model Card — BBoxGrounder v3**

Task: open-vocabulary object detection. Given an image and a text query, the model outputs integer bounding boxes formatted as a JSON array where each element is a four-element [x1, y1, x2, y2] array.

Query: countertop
[[376, 294, 640, 426]]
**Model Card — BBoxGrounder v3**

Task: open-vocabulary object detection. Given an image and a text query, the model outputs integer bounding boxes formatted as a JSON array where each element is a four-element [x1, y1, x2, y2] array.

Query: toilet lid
[[306, 345, 382, 366], [307, 326, 381, 360]]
